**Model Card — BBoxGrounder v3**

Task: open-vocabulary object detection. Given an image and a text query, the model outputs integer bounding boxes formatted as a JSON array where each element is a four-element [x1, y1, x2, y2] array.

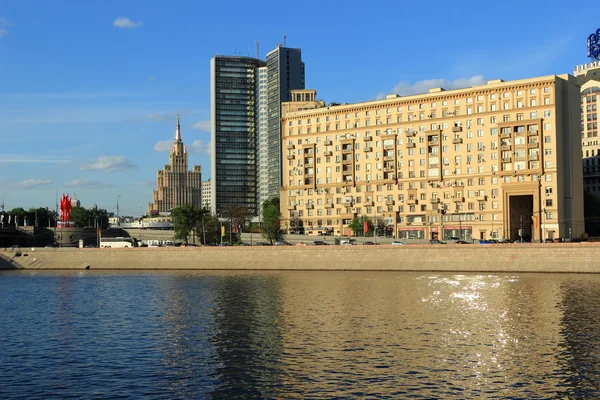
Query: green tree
[[262, 198, 281, 244], [172, 205, 203, 245], [70, 206, 90, 228], [28, 207, 58, 227], [195, 211, 220, 245], [348, 215, 372, 236]]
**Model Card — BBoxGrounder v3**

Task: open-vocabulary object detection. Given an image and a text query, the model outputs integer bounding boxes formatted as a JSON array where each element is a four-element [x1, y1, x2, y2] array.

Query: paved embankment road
[[1, 243, 599, 273]]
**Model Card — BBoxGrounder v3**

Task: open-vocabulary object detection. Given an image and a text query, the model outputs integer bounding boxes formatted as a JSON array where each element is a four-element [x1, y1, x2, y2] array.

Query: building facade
[[574, 62, 600, 198], [210, 56, 265, 216], [148, 117, 202, 214], [280, 75, 585, 242], [201, 180, 212, 210]]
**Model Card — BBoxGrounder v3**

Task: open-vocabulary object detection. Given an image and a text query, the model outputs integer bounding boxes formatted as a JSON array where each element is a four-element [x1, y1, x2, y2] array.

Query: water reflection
[[1, 271, 600, 399], [558, 279, 600, 397]]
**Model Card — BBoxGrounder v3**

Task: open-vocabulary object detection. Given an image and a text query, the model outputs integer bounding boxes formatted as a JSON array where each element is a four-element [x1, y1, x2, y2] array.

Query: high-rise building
[[211, 45, 305, 217], [574, 62, 600, 198], [201, 180, 212, 210], [258, 47, 305, 208], [148, 117, 202, 214], [280, 74, 585, 243], [210, 56, 265, 216]]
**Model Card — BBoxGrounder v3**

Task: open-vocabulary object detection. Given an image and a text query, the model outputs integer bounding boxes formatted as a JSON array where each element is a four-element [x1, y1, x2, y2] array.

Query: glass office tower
[[210, 56, 266, 216]]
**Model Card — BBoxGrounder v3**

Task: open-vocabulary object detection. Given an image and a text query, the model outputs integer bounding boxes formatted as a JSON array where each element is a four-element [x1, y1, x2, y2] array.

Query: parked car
[[429, 239, 446, 244], [255, 241, 271, 246], [313, 240, 328, 245], [391, 241, 406, 245], [274, 241, 292, 246], [453, 240, 470, 244], [363, 241, 379, 245], [544, 238, 555, 243]]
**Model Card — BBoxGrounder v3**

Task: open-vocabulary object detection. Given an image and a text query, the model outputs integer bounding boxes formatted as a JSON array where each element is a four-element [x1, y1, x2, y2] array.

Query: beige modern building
[[201, 179, 212, 210], [148, 116, 202, 214], [280, 75, 585, 242], [574, 62, 600, 198]]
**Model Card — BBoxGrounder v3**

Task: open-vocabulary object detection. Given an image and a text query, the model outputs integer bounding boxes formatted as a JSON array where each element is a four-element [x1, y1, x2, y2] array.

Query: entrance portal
[[509, 195, 533, 242]]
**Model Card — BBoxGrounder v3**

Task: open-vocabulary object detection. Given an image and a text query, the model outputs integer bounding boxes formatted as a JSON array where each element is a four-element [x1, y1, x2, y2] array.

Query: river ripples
[[1, 270, 599, 399]]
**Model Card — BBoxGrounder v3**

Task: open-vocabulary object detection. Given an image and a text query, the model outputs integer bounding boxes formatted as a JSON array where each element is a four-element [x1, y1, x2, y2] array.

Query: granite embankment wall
[[1, 244, 599, 273]]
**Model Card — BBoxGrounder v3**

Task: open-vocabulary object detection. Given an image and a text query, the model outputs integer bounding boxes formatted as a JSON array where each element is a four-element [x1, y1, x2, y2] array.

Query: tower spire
[[175, 114, 181, 141]]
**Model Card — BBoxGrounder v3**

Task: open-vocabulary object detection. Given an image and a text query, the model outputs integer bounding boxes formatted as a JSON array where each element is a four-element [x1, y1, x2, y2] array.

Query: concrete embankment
[[1, 243, 599, 273]]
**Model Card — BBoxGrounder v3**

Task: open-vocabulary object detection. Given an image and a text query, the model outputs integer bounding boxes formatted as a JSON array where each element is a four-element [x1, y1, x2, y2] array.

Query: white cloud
[[153, 139, 211, 157], [376, 75, 487, 99], [64, 179, 112, 189], [191, 120, 211, 132], [12, 179, 53, 189], [0, 28, 7, 38], [0, 155, 71, 163], [112, 17, 142, 29], [189, 140, 211, 157], [80, 156, 135, 172], [153, 140, 172, 152]]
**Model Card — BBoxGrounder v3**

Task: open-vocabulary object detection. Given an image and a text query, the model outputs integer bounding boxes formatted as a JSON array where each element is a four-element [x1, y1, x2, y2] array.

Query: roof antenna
[[255, 40, 259, 59], [283, 34, 287, 47]]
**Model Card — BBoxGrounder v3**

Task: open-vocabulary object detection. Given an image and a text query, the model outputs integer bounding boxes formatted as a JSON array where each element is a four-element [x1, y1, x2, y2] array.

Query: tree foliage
[[262, 198, 281, 244], [70, 206, 109, 228], [348, 215, 373, 236], [172, 205, 209, 244]]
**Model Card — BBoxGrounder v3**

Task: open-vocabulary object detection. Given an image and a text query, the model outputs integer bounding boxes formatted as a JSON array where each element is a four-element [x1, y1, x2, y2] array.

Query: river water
[[1, 270, 599, 399]]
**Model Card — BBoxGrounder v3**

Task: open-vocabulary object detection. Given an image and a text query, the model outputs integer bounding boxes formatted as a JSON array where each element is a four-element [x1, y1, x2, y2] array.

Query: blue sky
[[0, 0, 596, 216]]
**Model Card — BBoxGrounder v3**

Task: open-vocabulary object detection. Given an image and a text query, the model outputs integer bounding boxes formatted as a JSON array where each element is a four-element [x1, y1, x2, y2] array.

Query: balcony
[[325, 203, 334, 208], [528, 129, 539, 136], [304, 172, 314, 178], [429, 163, 439, 168], [323, 151, 332, 156], [384, 155, 395, 161], [305, 203, 314, 209], [452, 126, 463, 133], [363, 146, 373, 152], [529, 154, 539, 161], [453, 196, 464, 203], [287, 205, 296, 210], [406, 130, 417, 137], [304, 179, 314, 186], [385, 199, 395, 206], [452, 138, 463, 144], [406, 198, 418, 205], [515, 156, 527, 162], [527, 142, 539, 149], [476, 195, 487, 202], [363, 136, 372, 142], [501, 145, 512, 151], [406, 142, 416, 148], [286, 144, 295, 150], [384, 165, 395, 172], [342, 158, 353, 164], [384, 144, 394, 150], [430, 198, 441, 204], [501, 132, 511, 139], [342, 147, 353, 154], [287, 155, 295, 160], [324, 140, 333, 146], [364, 201, 374, 207], [501, 157, 512, 163]]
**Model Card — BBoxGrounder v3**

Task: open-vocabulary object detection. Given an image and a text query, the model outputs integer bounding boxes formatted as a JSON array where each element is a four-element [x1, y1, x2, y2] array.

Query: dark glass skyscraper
[[211, 56, 265, 216], [211, 46, 305, 217], [260, 47, 305, 208]]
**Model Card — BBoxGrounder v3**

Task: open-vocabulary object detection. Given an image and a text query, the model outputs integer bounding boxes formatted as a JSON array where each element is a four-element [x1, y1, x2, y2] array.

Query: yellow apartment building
[[574, 62, 600, 198], [280, 75, 585, 242]]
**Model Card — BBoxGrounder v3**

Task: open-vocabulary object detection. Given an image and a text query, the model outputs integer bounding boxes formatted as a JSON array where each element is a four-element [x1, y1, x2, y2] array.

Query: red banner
[[363, 221, 369, 233]]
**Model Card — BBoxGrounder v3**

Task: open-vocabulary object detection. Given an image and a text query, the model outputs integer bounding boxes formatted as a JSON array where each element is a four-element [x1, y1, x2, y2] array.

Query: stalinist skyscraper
[[148, 116, 202, 214]]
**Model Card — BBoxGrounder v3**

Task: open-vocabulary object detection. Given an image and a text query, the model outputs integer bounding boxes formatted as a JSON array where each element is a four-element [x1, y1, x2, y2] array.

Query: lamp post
[[117, 194, 122, 226], [0, 192, 4, 229]]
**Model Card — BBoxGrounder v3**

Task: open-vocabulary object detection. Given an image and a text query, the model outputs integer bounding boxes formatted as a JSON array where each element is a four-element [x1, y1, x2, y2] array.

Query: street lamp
[[117, 194, 122, 226]]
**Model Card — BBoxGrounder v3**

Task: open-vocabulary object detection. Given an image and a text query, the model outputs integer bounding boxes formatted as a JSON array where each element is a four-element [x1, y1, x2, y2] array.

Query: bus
[[100, 236, 137, 248]]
